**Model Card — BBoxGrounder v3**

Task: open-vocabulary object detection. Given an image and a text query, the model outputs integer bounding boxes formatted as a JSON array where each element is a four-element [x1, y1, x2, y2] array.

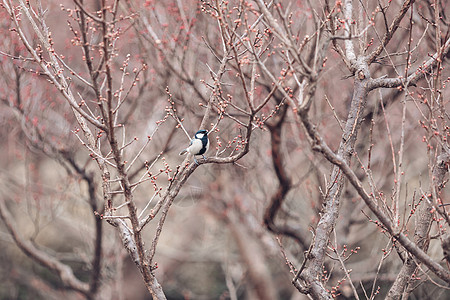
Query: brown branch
[[1, 0, 105, 130], [299, 114, 450, 284], [73, 0, 103, 23], [386, 201, 432, 299], [295, 65, 371, 298], [0, 199, 90, 297], [59, 152, 103, 296], [73, 1, 167, 297], [3, 73, 103, 298], [367, 0, 416, 64], [368, 36, 450, 90], [263, 104, 308, 249], [227, 212, 278, 300], [387, 134, 445, 299]]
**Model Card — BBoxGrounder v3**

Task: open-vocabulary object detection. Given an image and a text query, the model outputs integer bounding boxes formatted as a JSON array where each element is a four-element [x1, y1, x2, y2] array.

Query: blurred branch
[[227, 212, 278, 300], [264, 104, 308, 249], [0, 198, 90, 297], [2, 68, 103, 297]]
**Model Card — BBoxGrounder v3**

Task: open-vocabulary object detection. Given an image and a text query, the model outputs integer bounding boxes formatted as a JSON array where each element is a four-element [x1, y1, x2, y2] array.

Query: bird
[[179, 129, 209, 163]]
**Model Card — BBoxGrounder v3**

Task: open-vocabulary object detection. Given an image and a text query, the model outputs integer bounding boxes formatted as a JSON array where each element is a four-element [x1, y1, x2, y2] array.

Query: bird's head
[[195, 129, 208, 139]]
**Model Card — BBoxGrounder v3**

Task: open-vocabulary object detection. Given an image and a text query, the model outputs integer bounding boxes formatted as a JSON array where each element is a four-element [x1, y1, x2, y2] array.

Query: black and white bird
[[179, 129, 209, 163]]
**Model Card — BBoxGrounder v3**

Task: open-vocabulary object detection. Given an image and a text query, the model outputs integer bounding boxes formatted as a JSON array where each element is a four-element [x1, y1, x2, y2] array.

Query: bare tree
[[0, 0, 449, 299]]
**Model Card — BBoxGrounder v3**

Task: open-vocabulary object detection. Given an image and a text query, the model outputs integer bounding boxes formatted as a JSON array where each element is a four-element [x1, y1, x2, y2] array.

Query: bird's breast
[[188, 139, 203, 154]]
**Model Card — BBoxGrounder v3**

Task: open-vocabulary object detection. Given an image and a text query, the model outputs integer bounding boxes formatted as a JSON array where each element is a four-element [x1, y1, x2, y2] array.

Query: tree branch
[[0, 199, 90, 297]]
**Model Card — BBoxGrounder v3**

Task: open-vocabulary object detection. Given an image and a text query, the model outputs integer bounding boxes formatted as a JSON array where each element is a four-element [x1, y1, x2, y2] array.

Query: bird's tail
[[179, 149, 187, 155]]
